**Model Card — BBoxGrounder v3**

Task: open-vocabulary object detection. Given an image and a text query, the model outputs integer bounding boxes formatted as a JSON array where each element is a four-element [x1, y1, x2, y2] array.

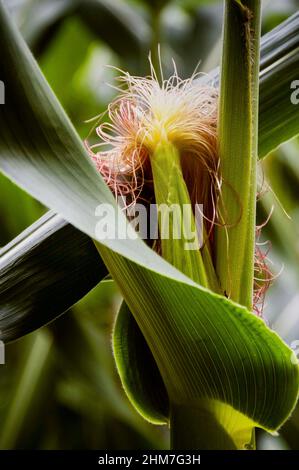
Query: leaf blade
[[0, 211, 108, 341]]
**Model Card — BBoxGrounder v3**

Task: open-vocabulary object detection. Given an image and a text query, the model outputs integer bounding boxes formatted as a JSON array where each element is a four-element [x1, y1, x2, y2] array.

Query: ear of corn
[[0, 0, 298, 450]]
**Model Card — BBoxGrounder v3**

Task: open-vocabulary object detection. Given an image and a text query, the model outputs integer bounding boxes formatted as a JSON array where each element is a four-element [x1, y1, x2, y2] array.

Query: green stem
[[170, 402, 256, 450], [169, 1, 262, 449], [216, 0, 261, 310]]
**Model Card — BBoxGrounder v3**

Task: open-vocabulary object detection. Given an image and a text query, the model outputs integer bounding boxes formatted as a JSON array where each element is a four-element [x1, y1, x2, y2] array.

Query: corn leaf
[[113, 301, 169, 425], [259, 44, 299, 158], [0, 211, 107, 342]]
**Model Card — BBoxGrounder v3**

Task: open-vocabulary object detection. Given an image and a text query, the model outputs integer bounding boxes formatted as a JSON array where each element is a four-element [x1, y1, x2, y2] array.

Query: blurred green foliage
[[0, 0, 299, 450]]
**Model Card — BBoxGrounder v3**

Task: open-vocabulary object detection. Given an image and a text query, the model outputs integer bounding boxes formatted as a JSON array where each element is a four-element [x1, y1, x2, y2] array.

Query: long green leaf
[[0, 1, 298, 447], [259, 46, 299, 158], [0, 211, 107, 342], [259, 11, 299, 69]]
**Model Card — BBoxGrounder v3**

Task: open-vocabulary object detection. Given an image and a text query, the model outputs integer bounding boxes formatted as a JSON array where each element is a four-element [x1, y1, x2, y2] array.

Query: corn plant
[[1, 0, 299, 450]]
